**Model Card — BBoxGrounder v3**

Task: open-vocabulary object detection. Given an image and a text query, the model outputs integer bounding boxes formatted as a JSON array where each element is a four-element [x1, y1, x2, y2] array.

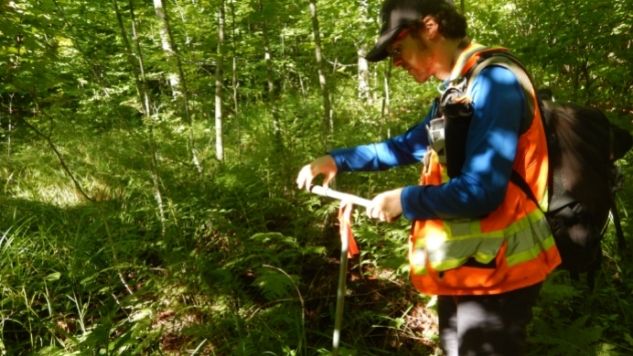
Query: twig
[[18, 114, 94, 202]]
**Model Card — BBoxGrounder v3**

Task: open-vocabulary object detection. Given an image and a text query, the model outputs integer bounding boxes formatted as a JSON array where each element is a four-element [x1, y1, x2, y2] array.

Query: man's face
[[388, 27, 438, 83]]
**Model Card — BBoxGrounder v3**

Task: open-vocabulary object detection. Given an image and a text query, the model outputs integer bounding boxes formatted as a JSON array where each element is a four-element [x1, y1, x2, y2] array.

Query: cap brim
[[365, 25, 404, 62]]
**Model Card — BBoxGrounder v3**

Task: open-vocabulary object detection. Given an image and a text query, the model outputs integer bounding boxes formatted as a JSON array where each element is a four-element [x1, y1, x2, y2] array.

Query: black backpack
[[440, 48, 633, 285], [512, 100, 632, 286]]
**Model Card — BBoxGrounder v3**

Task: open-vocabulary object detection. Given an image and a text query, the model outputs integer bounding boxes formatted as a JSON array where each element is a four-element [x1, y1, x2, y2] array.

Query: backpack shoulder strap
[[461, 49, 538, 134], [452, 46, 548, 209], [510, 170, 541, 208], [448, 43, 490, 80]]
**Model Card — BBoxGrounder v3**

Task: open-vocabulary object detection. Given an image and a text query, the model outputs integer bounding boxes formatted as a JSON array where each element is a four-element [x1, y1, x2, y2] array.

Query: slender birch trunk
[[357, 0, 371, 102], [153, 0, 181, 97], [308, 0, 333, 142], [229, 0, 240, 156], [128, 2, 166, 234], [105, 0, 163, 294], [264, 37, 274, 97], [214, 0, 225, 161], [259, 0, 283, 152], [229, 0, 239, 116], [152, 0, 200, 171], [357, 47, 371, 102], [113, 0, 167, 238], [260, 1, 274, 98], [381, 61, 392, 137]]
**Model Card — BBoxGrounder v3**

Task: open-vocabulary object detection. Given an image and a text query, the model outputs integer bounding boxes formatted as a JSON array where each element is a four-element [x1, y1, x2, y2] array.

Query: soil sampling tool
[[309, 185, 369, 354], [310, 185, 372, 209]]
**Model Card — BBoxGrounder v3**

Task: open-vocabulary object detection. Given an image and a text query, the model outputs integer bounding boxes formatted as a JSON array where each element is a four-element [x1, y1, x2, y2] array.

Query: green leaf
[[254, 268, 295, 301], [45, 272, 61, 282]]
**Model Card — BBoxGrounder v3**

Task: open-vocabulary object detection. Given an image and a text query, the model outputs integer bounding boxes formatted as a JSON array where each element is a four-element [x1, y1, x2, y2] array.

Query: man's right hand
[[296, 155, 338, 191]]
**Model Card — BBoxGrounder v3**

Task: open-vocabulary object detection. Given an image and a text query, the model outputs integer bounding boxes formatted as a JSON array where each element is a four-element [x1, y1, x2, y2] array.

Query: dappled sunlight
[[0, 0, 631, 353]]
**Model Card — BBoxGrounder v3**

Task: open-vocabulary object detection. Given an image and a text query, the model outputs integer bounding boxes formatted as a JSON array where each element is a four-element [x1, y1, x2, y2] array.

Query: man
[[296, 0, 560, 354]]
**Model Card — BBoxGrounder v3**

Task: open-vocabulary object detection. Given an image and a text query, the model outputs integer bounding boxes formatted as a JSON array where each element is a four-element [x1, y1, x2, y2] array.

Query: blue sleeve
[[401, 66, 524, 220], [330, 103, 436, 171]]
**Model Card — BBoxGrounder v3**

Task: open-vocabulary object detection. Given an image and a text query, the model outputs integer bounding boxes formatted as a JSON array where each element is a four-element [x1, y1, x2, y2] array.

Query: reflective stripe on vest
[[410, 208, 555, 275]]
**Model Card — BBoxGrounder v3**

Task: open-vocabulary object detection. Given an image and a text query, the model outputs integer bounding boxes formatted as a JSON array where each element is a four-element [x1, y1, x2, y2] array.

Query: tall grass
[[1, 83, 632, 354]]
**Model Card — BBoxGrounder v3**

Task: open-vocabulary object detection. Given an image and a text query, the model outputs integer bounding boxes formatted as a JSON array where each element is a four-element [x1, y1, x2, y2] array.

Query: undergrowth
[[1, 89, 632, 355]]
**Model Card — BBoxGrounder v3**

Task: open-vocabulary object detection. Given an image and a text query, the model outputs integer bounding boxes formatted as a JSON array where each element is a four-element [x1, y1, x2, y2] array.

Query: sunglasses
[[388, 28, 411, 58]]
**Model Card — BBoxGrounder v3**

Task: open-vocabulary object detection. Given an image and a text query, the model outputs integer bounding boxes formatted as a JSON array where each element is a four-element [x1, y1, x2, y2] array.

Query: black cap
[[366, 0, 445, 62]]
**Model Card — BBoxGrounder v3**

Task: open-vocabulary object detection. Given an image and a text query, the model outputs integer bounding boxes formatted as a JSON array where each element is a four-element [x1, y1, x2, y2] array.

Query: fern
[[254, 268, 297, 301], [529, 315, 603, 355]]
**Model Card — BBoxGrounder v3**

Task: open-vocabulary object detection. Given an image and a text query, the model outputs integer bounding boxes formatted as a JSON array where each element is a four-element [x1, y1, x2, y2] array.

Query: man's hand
[[367, 188, 403, 222], [296, 155, 338, 191]]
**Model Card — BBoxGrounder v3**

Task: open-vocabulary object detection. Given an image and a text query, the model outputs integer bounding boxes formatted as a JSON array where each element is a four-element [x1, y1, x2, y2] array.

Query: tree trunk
[[259, 0, 283, 152], [215, 0, 225, 161], [153, 0, 181, 97], [230, 0, 239, 116], [358, 47, 371, 102], [262, 22, 274, 98], [112, 0, 149, 114], [381, 61, 392, 136], [357, 0, 371, 102], [229, 0, 240, 156], [153, 0, 200, 171], [116, 0, 167, 238], [106, 0, 165, 294], [308, 0, 333, 143], [5, 94, 14, 158]]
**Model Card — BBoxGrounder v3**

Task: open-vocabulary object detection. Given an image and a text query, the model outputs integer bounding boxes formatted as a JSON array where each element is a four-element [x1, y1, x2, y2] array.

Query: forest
[[1, 0, 632, 354]]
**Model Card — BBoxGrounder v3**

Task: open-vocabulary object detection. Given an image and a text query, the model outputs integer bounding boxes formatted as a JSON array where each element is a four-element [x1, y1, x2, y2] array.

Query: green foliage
[[0, 0, 632, 354], [469, 0, 633, 115], [528, 267, 633, 355]]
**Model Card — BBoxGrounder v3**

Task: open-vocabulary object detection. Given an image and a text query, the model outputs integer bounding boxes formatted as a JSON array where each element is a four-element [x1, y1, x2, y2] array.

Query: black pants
[[437, 283, 542, 356]]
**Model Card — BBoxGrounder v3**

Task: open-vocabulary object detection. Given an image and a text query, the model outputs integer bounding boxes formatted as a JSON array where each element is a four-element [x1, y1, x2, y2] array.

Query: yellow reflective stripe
[[412, 225, 501, 269], [411, 209, 553, 273], [430, 256, 468, 271], [447, 219, 482, 237], [505, 233, 556, 267], [427, 236, 503, 271], [505, 211, 556, 266], [541, 189, 549, 211]]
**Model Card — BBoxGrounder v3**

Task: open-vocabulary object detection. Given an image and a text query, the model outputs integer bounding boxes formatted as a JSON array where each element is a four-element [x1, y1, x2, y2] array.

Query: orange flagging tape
[[338, 202, 359, 258]]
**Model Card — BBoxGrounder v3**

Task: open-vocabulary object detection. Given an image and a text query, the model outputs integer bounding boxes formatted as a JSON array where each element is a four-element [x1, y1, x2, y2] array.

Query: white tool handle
[[310, 185, 372, 209]]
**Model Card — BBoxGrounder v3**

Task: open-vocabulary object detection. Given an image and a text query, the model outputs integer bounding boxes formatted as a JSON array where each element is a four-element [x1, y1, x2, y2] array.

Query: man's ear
[[421, 15, 440, 39]]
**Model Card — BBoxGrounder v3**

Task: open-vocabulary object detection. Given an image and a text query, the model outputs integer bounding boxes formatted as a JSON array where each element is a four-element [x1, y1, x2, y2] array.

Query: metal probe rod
[[309, 185, 369, 354]]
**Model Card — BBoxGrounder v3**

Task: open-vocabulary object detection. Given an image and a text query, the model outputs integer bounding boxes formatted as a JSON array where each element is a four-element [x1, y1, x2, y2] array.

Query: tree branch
[[19, 114, 94, 202]]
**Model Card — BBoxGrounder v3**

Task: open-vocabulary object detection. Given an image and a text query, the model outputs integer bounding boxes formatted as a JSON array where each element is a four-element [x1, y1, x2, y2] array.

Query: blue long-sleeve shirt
[[331, 66, 525, 221]]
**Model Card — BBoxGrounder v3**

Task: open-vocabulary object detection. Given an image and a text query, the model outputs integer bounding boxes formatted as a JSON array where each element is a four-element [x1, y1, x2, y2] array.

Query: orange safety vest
[[409, 44, 561, 296]]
